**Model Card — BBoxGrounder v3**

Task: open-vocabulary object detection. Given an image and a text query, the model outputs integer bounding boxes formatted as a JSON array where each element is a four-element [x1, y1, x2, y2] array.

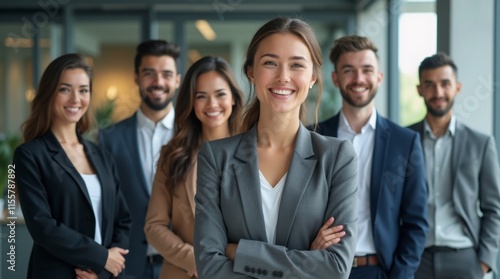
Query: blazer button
[[262, 270, 268, 276], [257, 268, 262, 275], [272, 271, 278, 277], [250, 267, 256, 273], [277, 271, 283, 278], [244, 266, 250, 272]]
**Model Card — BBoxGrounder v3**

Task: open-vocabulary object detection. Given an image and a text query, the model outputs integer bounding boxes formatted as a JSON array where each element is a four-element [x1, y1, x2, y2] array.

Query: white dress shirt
[[136, 108, 174, 256], [260, 171, 287, 245], [338, 110, 377, 256]]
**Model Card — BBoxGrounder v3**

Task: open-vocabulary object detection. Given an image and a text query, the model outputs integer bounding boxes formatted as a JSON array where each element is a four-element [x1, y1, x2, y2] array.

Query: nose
[[152, 72, 165, 85], [353, 70, 364, 83], [207, 96, 218, 107], [276, 67, 290, 83]]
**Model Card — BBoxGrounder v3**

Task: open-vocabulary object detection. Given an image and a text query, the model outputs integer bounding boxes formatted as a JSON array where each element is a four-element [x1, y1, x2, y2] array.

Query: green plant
[[0, 133, 22, 197], [94, 99, 116, 129]]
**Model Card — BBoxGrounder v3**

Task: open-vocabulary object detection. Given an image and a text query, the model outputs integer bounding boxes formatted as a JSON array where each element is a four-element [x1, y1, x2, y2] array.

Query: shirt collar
[[136, 107, 175, 130], [424, 115, 456, 138], [339, 109, 377, 134]]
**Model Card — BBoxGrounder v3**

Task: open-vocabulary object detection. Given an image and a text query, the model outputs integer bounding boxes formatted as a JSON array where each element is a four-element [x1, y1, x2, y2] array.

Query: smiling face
[[193, 71, 235, 132], [52, 68, 91, 128], [417, 65, 461, 117], [247, 33, 316, 117], [333, 49, 383, 109], [135, 54, 180, 112]]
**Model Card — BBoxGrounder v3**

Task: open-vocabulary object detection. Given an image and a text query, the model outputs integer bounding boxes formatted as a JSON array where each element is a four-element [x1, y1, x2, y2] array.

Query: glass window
[[399, 1, 437, 126]]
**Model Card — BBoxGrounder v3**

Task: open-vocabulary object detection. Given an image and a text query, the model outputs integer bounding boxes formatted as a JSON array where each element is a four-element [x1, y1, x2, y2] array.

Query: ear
[[134, 73, 139, 86], [456, 81, 462, 96], [417, 84, 423, 97], [175, 74, 181, 89], [246, 66, 254, 84], [377, 71, 384, 86], [332, 71, 339, 87], [310, 73, 317, 88]]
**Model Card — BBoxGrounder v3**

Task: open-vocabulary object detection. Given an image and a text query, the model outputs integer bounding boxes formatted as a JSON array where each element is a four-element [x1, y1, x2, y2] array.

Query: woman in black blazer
[[13, 54, 131, 279]]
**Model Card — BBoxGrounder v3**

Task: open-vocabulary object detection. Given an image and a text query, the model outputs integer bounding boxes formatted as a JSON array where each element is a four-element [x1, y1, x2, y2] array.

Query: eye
[[195, 94, 206, 100], [217, 92, 227, 98], [59, 87, 70, 93], [263, 60, 277, 66], [80, 88, 90, 94], [291, 63, 305, 69]]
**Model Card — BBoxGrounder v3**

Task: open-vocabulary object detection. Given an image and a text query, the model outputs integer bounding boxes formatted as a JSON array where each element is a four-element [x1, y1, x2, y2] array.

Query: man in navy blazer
[[100, 40, 181, 279], [316, 35, 428, 279], [409, 53, 500, 279]]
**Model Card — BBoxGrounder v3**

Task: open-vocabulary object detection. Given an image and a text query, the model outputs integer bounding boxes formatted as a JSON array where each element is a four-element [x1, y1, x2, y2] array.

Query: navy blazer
[[99, 114, 151, 277], [13, 130, 131, 279], [316, 113, 429, 279], [194, 124, 359, 278]]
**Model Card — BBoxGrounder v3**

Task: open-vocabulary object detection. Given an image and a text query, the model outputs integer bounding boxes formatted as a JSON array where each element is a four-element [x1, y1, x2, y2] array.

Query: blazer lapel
[[370, 115, 389, 221], [451, 121, 466, 187], [233, 125, 268, 242], [275, 124, 317, 246], [125, 114, 150, 197], [44, 131, 92, 206], [186, 160, 197, 215]]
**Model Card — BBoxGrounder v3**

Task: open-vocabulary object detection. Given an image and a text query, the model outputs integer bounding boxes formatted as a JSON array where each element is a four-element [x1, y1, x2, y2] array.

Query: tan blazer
[[145, 153, 197, 279]]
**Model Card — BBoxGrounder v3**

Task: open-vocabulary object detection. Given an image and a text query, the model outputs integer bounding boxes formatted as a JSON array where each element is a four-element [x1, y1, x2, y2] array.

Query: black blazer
[[13, 131, 131, 279], [99, 114, 151, 277]]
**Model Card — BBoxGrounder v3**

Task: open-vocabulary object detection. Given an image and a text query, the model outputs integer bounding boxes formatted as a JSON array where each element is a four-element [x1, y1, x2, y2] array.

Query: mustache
[[429, 97, 449, 102], [146, 85, 170, 93]]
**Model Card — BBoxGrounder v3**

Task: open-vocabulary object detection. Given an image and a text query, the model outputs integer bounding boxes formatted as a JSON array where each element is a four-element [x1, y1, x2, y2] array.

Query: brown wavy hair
[[161, 56, 244, 193], [22, 53, 94, 142], [241, 17, 323, 131]]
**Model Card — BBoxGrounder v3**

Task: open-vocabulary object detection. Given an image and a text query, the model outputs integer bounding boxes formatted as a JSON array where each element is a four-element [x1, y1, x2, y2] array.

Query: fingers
[[310, 217, 346, 250], [105, 247, 128, 277]]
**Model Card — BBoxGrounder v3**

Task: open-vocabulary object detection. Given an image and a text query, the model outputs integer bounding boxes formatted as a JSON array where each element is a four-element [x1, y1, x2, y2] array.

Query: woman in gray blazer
[[194, 17, 358, 279], [13, 54, 131, 279]]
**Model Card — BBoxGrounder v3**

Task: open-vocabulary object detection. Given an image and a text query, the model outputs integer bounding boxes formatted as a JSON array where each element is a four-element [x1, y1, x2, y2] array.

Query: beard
[[425, 97, 454, 117], [339, 84, 377, 108], [141, 85, 173, 111]]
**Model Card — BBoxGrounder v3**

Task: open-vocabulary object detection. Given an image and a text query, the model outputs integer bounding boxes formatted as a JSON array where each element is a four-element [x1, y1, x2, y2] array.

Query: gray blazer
[[194, 124, 358, 279], [409, 120, 500, 272]]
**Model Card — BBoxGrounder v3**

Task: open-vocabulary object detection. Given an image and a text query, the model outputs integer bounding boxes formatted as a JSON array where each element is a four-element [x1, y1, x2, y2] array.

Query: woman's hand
[[225, 243, 238, 260], [75, 268, 98, 279], [105, 247, 129, 277], [310, 217, 345, 250]]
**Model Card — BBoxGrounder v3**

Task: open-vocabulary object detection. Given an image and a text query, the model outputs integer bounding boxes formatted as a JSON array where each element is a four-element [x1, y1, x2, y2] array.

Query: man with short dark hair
[[409, 52, 500, 279], [100, 40, 181, 279], [316, 35, 428, 279]]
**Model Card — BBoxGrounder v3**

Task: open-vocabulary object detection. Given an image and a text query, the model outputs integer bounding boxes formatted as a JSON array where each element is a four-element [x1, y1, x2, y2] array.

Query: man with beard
[[99, 40, 181, 279], [315, 35, 428, 279], [408, 53, 500, 279]]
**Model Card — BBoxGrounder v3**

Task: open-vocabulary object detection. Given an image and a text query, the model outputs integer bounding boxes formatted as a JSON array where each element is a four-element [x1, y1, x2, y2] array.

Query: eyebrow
[[339, 64, 375, 69], [259, 53, 308, 62], [59, 83, 89, 87], [423, 78, 451, 84], [195, 88, 227, 94], [141, 68, 174, 74]]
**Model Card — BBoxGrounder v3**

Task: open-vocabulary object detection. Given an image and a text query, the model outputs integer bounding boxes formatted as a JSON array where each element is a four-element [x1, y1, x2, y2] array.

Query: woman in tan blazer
[[144, 56, 244, 279]]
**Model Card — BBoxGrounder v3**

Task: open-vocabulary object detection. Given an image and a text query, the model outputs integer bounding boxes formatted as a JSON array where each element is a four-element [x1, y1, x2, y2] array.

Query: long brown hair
[[241, 17, 324, 131], [161, 56, 244, 192], [22, 53, 94, 142]]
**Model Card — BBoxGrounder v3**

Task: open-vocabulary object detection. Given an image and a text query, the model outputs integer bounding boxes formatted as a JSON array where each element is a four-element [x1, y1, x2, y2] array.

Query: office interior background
[[1, 0, 499, 278]]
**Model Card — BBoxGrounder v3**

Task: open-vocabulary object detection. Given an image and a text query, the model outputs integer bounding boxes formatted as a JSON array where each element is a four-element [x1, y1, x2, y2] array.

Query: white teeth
[[206, 111, 222, 116], [65, 107, 79, 112], [352, 87, 366, 92], [272, 89, 293, 95]]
